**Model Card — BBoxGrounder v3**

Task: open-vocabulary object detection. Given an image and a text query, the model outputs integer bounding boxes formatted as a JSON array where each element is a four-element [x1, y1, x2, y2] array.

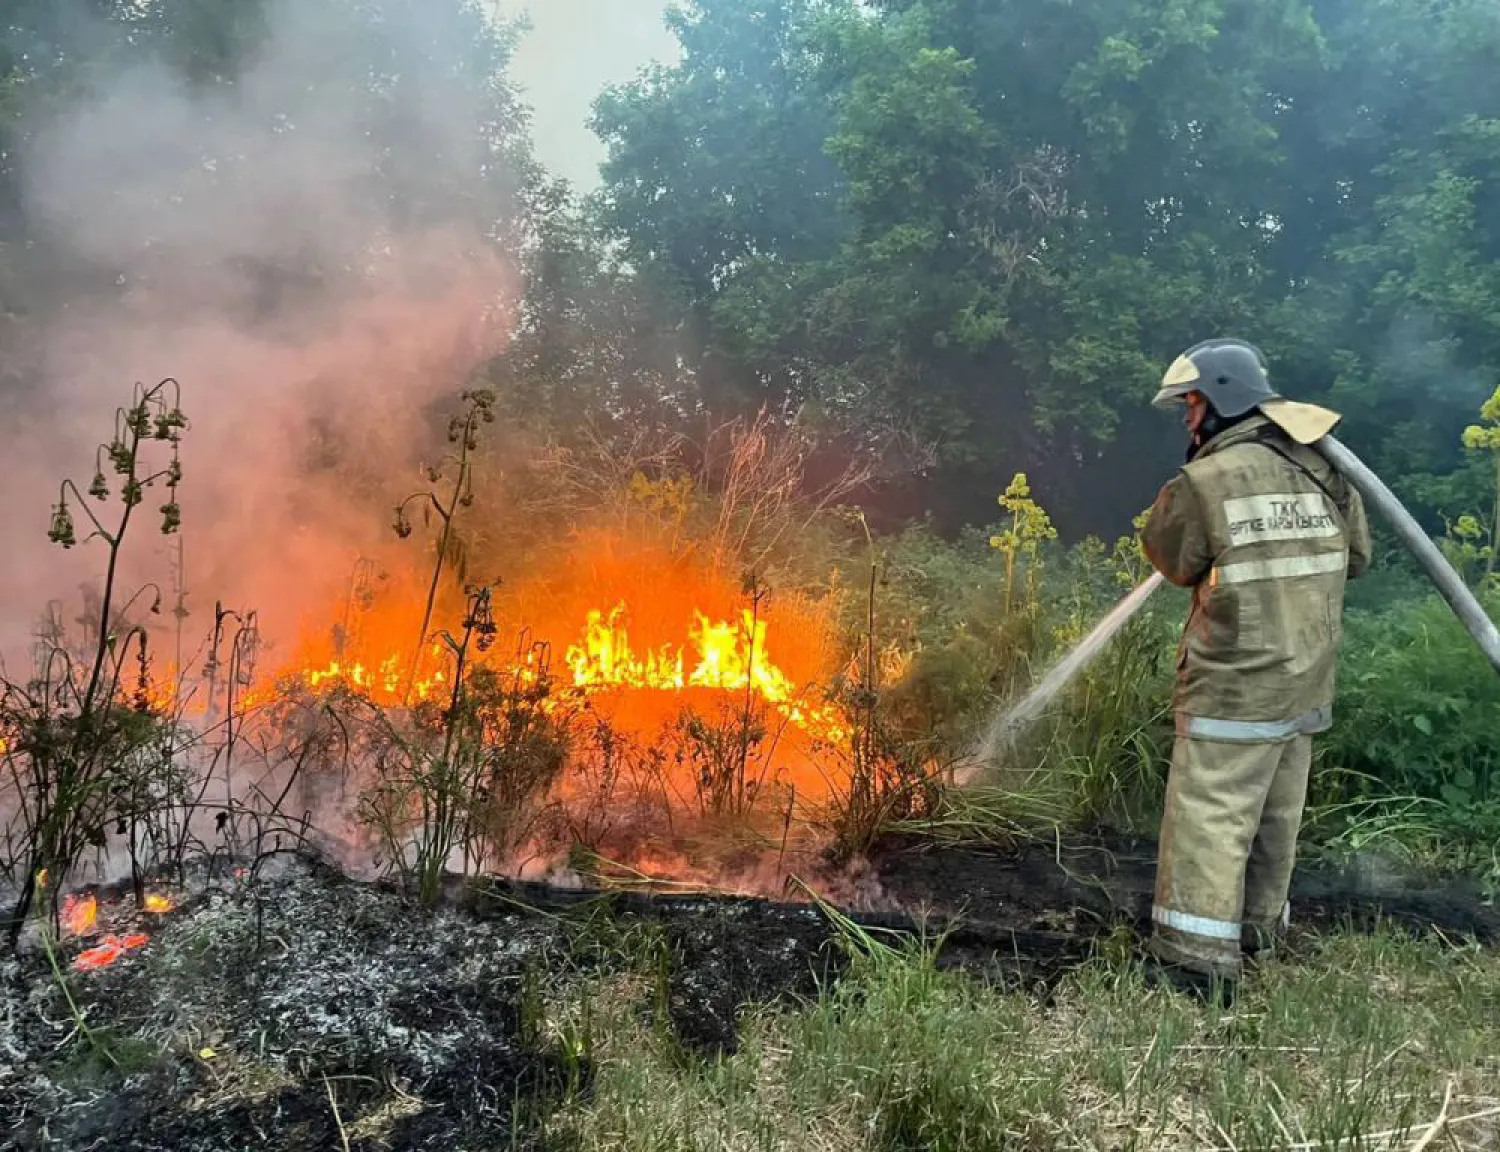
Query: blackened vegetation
[[870, 832, 1500, 947], [456, 878, 849, 1059], [4, 839, 1497, 1151]]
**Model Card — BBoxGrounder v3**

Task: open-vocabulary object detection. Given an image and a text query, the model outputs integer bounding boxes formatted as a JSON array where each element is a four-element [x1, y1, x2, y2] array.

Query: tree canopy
[[4, 0, 1499, 541], [575, 0, 1500, 537]]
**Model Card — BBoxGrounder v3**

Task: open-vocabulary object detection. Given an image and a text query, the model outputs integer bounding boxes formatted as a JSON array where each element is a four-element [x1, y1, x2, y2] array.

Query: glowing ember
[[143, 893, 172, 913], [62, 893, 98, 936], [73, 933, 150, 971]]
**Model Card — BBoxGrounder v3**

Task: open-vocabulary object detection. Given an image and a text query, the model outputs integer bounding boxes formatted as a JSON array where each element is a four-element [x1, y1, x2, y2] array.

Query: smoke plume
[[0, 0, 527, 671]]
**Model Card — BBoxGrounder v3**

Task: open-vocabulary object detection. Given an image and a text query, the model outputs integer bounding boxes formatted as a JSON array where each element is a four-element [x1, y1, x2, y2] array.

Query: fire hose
[[1313, 434, 1500, 677], [959, 428, 1500, 782]]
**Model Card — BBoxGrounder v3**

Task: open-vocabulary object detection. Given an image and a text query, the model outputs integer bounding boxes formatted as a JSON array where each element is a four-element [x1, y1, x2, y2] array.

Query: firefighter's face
[[1184, 391, 1209, 434]]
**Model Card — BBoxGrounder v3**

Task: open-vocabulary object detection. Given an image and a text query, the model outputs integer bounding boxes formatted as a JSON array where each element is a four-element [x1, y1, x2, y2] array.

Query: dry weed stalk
[[521, 404, 879, 573], [353, 587, 573, 903], [694, 406, 875, 573], [393, 386, 497, 696], [2, 379, 189, 946], [820, 511, 942, 863], [0, 379, 323, 951]]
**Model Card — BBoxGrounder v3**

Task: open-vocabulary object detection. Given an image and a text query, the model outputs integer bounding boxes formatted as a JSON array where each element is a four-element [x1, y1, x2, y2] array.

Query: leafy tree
[[585, 0, 1500, 539], [590, 0, 851, 416]]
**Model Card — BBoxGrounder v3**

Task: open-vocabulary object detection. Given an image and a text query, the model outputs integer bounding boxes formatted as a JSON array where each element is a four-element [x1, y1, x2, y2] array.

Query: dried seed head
[[48, 501, 76, 548], [155, 407, 188, 442]]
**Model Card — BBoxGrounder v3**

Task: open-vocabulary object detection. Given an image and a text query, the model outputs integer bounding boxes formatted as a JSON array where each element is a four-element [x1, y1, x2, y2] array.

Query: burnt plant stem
[[398, 391, 491, 701], [222, 613, 258, 842], [739, 577, 770, 814], [75, 416, 176, 718], [401, 485, 456, 697], [435, 624, 474, 889], [78, 480, 131, 719]]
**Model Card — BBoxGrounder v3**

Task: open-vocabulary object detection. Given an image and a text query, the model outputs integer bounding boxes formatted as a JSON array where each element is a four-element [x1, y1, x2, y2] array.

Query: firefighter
[[1139, 337, 1372, 1003]]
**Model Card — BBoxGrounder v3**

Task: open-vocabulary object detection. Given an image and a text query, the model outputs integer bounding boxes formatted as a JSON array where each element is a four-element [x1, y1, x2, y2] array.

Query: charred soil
[[2, 834, 1495, 1151], [868, 831, 1500, 946]]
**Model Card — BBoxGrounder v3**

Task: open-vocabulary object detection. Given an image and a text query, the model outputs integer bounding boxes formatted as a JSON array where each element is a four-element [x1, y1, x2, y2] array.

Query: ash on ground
[[0, 856, 842, 1152]]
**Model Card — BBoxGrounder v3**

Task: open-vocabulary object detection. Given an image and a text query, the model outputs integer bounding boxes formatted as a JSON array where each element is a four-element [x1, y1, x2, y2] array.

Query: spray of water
[[953, 571, 1166, 786]]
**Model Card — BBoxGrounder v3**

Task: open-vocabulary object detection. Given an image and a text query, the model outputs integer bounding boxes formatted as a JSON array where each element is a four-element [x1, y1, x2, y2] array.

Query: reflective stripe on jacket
[[1141, 414, 1373, 740]]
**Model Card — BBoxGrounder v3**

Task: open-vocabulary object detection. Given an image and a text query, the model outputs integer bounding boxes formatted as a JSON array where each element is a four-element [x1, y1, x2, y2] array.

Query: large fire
[[234, 596, 844, 748], [29, 539, 853, 829], [263, 600, 837, 727], [196, 530, 850, 755]]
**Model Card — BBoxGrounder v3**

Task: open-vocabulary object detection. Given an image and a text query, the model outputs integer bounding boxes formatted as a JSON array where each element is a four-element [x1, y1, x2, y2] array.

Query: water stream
[[953, 571, 1166, 785]]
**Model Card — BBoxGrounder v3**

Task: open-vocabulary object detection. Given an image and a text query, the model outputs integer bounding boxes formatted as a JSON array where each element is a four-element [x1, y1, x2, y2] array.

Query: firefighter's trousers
[[1149, 732, 1313, 979]]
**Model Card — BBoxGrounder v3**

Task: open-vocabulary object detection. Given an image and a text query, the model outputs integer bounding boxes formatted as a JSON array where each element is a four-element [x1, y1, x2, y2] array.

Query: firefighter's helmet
[[1152, 338, 1277, 418]]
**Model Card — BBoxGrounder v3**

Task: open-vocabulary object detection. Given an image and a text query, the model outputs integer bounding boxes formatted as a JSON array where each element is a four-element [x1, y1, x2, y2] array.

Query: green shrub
[[1318, 589, 1500, 810]]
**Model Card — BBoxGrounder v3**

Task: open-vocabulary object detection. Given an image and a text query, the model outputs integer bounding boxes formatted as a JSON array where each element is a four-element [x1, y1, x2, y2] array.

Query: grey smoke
[[1, 0, 530, 668]]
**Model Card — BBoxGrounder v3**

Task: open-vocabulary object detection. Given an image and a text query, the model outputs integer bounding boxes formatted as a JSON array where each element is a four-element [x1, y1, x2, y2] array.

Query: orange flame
[[110, 537, 852, 805], [62, 893, 98, 936], [143, 893, 172, 913], [74, 933, 150, 971], [294, 648, 450, 706], [564, 602, 844, 741]]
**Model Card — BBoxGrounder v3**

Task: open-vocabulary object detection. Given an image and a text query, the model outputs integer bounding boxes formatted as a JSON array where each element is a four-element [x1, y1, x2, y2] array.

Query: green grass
[[539, 927, 1500, 1151]]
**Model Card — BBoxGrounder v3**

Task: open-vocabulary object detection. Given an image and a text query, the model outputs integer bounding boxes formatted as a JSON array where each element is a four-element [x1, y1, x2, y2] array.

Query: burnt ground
[[869, 831, 1500, 948], [1, 835, 1495, 1152]]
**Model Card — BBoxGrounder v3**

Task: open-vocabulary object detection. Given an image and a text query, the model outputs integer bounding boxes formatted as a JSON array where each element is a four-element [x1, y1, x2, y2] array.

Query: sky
[[505, 0, 681, 188]]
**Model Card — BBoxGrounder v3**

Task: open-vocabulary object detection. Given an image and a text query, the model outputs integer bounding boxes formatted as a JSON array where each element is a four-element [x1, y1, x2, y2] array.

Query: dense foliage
[[5, 0, 1498, 530], [569, 0, 1500, 540]]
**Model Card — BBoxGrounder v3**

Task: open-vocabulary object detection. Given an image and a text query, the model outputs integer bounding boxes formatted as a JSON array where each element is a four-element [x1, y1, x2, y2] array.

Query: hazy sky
[[506, 0, 680, 188]]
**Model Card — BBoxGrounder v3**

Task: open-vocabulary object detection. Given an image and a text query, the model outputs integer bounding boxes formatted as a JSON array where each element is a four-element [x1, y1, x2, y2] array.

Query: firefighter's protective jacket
[[1142, 413, 1372, 741]]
